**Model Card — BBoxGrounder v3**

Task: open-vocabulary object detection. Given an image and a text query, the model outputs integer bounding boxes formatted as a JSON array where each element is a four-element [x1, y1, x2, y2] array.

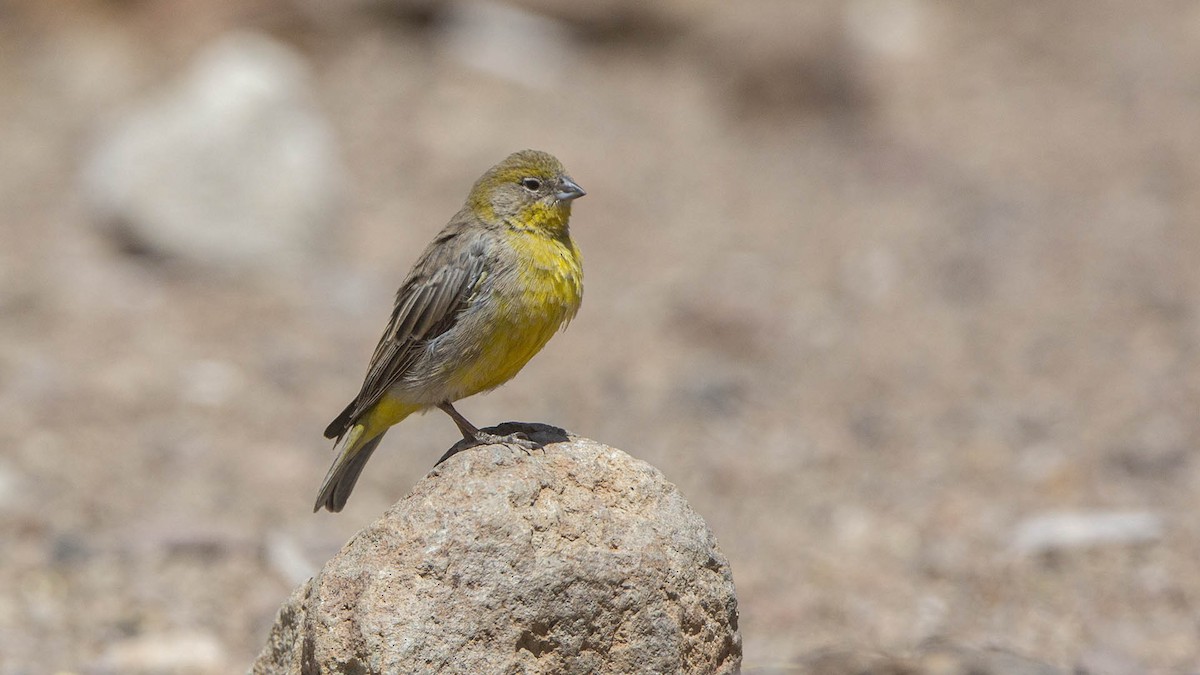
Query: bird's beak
[[555, 177, 586, 202]]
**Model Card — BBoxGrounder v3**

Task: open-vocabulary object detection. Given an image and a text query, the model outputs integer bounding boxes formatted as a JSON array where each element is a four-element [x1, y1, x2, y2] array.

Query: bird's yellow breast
[[448, 225, 582, 396]]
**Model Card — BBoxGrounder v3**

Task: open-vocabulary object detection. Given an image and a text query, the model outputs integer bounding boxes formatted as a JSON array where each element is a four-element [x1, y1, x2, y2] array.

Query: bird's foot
[[435, 422, 567, 466], [473, 430, 540, 454], [436, 430, 539, 465]]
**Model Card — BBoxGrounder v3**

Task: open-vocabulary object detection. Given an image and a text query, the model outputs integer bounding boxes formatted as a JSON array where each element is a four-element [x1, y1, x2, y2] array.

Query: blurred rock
[[290, 0, 441, 27], [509, 0, 684, 42], [691, 1, 872, 116], [906, 640, 1065, 675], [1010, 511, 1164, 556], [440, 0, 576, 88], [179, 359, 244, 408], [326, 0, 686, 44], [83, 32, 343, 272], [843, 0, 928, 62], [264, 530, 317, 587], [96, 631, 227, 674], [1076, 646, 1145, 675], [772, 640, 1066, 674], [252, 426, 741, 674], [0, 459, 21, 511]]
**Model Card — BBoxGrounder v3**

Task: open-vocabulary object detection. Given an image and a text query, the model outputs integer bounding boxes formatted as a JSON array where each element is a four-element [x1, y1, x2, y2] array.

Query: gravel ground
[[1, 1, 1198, 672]]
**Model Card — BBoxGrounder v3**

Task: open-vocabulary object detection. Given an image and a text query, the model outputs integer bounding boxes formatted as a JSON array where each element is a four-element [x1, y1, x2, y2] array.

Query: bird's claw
[[474, 431, 539, 454]]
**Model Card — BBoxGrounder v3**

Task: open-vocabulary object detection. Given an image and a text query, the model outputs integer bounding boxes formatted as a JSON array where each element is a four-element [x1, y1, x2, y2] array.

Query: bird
[[314, 150, 586, 512]]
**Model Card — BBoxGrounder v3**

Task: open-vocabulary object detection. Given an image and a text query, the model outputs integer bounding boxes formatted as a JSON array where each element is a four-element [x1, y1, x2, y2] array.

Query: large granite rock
[[252, 425, 741, 674]]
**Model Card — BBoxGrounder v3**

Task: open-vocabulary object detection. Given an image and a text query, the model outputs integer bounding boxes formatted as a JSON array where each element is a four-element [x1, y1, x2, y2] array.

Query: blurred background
[[2, 0, 1199, 672]]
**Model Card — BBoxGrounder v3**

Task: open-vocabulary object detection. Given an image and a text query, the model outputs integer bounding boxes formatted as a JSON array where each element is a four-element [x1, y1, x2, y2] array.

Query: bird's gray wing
[[324, 231, 487, 438]]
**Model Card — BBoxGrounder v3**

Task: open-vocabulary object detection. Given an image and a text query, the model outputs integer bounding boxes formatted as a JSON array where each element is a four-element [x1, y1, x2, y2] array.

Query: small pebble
[[1010, 511, 1164, 556]]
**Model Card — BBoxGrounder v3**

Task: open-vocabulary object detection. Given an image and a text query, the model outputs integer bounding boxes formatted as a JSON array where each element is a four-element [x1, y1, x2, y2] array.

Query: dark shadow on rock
[[435, 422, 571, 465]]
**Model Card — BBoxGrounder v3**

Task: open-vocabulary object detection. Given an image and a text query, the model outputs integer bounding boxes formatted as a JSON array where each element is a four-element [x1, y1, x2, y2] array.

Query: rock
[[180, 359, 244, 407], [690, 1, 873, 116], [96, 631, 227, 674], [439, 0, 577, 88], [264, 530, 319, 588], [1010, 510, 1164, 556], [83, 32, 342, 272], [907, 640, 1065, 675], [505, 0, 684, 42], [252, 579, 314, 675], [0, 458, 20, 511], [782, 640, 1066, 674], [251, 425, 741, 674]]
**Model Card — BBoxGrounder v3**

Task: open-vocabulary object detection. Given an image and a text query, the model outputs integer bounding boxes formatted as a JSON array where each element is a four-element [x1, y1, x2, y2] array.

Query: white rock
[[180, 359, 243, 407], [97, 631, 226, 673], [845, 0, 928, 61], [1011, 510, 1164, 555], [441, 0, 576, 88], [265, 530, 318, 588], [0, 459, 20, 511], [83, 32, 343, 271]]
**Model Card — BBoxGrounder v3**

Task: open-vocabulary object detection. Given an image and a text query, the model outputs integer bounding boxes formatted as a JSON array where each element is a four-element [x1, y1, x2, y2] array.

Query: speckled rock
[[251, 425, 741, 674]]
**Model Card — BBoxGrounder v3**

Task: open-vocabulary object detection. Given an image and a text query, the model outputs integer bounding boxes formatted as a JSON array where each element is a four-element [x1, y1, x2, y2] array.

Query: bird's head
[[468, 150, 585, 235]]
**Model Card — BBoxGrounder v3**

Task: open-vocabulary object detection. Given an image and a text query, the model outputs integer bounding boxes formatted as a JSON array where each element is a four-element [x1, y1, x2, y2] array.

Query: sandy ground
[[1, 1, 1199, 672]]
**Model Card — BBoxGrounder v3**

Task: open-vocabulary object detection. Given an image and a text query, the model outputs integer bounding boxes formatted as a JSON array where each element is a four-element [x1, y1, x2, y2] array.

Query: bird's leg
[[436, 401, 538, 451], [438, 401, 481, 441]]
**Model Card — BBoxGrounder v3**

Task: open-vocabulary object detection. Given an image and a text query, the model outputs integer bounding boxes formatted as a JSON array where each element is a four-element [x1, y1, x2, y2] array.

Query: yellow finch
[[314, 150, 586, 512]]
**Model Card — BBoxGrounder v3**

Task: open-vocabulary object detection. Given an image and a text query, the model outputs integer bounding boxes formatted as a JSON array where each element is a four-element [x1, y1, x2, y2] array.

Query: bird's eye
[[520, 177, 542, 191]]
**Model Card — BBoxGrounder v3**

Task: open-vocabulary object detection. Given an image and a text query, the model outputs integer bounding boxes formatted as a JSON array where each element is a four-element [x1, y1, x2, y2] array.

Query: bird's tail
[[313, 424, 387, 513]]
